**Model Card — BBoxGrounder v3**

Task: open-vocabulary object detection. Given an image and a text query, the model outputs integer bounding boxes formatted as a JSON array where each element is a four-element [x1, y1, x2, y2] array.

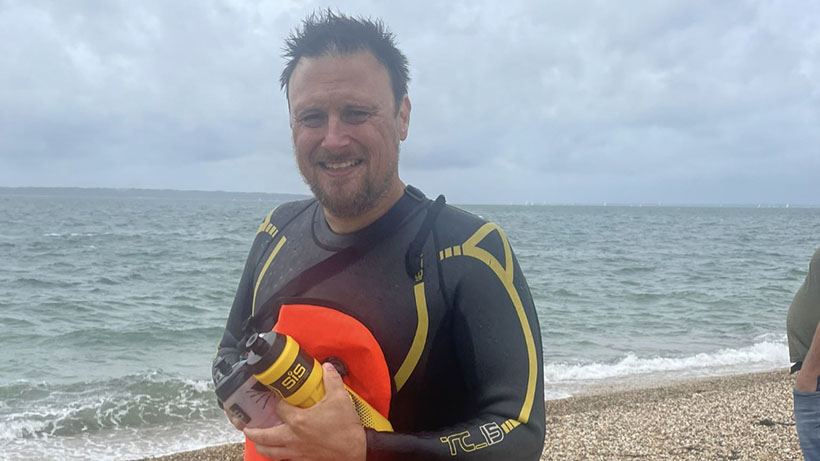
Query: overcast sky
[[1, 0, 818, 205]]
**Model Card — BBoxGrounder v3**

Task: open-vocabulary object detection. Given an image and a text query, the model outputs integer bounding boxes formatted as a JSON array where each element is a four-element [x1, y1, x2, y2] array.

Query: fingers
[[245, 426, 305, 459], [254, 444, 297, 459], [244, 425, 289, 448], [277, 362, 347, 422], [275, 392, 300, 422]]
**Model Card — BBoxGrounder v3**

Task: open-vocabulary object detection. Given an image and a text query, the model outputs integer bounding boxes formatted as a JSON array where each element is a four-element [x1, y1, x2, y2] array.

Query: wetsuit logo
[[479, 422, 504, 444], [439, 422, 504, 456]]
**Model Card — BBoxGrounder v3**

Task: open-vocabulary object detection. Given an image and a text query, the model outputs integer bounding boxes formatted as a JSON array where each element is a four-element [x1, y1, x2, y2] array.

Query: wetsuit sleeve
[[216, 210, 279, 359], [366, 223, 546, 460]]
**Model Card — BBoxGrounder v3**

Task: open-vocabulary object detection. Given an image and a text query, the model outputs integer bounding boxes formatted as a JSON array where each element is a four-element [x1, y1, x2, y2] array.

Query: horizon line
[[1, 185, 818, 208]]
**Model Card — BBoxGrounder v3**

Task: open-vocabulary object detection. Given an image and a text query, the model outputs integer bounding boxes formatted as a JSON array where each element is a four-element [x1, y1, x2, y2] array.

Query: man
[[214, 11, 545, 460], [789, 247, 820, 459]]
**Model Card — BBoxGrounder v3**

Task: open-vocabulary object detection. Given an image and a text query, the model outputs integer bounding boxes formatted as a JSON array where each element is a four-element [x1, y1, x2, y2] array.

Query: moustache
[[309, 148, 365, 164]]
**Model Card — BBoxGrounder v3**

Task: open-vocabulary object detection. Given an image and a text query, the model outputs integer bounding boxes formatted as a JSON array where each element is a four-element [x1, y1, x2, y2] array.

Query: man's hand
[[796, 368, 820, 393], [797, 334, 820, 393], [244, 362, 367, 461]]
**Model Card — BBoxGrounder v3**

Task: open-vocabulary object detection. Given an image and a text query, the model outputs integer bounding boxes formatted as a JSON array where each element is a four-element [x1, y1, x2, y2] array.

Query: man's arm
[[796, 324, 820, 392], [365, 223, 546, 460], [795, 249, 820, 392], [214, 210, 281, 429], [216, 232, 270, 352], [216, 208, 283, 355]]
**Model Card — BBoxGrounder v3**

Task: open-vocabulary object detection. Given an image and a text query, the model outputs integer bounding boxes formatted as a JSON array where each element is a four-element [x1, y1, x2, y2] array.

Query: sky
[[1, 0, 818, 205]]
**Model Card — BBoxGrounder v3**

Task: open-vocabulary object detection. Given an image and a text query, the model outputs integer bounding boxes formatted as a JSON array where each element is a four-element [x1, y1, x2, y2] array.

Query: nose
[[321, 115, 350, 153]]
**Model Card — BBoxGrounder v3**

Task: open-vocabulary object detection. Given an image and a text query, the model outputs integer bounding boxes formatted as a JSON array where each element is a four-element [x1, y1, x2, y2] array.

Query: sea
[[1, 187, 817, 460]]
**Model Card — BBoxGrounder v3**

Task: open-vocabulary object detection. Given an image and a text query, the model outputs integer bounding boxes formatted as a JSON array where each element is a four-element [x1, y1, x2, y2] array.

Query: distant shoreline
[[0, 186, 309, 202], [2, 186, 818, 208], [136, 368, 801, 461]]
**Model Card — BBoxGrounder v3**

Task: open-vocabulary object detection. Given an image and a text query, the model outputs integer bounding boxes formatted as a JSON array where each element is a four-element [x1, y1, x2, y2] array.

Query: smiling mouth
[[319, 160, 363, 170]]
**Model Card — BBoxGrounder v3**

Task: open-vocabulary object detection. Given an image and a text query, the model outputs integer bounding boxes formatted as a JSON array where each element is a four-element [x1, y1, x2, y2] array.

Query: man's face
[[287, 51, 411, 219]]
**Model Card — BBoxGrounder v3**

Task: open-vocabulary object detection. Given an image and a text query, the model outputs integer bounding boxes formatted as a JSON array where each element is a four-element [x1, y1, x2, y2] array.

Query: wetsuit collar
[[312, 185, 427, 250]]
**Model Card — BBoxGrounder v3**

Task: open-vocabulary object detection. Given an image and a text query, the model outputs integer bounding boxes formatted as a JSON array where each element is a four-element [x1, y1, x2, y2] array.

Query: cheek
[[292, 131, 317, 160]]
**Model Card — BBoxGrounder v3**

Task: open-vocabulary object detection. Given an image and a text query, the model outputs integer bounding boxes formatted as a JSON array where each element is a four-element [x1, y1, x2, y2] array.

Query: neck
[[323, 181, 406, 234]]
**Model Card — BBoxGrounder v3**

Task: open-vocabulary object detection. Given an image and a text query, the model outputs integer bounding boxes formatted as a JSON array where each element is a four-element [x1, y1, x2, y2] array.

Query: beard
[[299, 145, 399, 219]]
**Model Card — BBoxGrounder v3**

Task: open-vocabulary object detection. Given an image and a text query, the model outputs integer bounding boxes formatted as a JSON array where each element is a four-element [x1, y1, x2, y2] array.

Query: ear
[[287, 100, 293, 129], [397, 95, 411, 141]]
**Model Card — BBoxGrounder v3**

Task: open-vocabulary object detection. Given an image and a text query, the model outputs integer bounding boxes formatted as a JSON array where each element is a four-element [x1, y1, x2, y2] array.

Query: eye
[[342, 109, 371, 125], [298, 113, 325, 128]]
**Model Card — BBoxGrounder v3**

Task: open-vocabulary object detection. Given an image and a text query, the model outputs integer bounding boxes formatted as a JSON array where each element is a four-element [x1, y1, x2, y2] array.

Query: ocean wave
[[544, 338, 789, 383], [0, 371, 242, 461], [41, 232, 98, 238], [10, 277, 79, 289], [0, 316, 35, 329], [2, 419, 243, 461], [0, 371, 221, 442]]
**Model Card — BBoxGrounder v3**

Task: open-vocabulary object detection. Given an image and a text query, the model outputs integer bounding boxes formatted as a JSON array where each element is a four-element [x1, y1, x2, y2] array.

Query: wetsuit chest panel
[[252, 204, 448, 396]]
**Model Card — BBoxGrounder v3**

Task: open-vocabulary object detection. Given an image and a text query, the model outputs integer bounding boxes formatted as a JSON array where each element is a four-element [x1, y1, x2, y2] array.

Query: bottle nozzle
[[246, 332, 273, 357]]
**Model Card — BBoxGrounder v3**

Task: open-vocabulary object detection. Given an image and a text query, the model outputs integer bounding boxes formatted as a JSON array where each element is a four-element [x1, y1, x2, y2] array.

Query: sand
[[138, 369, 802, 461]]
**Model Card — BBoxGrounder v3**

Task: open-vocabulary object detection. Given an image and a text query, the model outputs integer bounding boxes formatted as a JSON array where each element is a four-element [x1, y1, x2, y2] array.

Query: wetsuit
[[216, 186, 545, 460]]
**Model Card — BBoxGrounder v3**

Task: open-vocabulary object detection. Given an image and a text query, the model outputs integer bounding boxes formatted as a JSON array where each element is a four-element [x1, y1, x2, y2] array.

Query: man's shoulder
[[432, 204, 527, 287], [435, 203, 486, 228], [255, 198, 317, 235], [434, 204, 506, 249], [267, 198, 317, 222], [270, 198, 317, 220]]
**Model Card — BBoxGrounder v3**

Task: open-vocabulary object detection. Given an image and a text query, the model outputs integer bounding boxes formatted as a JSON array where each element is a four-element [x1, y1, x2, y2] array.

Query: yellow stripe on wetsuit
[[443, 222, 538, 426], [394, 281, 429, 392], [252, 207, 286, 315]]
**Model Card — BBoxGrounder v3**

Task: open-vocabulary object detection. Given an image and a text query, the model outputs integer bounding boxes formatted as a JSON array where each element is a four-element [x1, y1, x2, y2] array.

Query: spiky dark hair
[[280, 10, 410, 111]]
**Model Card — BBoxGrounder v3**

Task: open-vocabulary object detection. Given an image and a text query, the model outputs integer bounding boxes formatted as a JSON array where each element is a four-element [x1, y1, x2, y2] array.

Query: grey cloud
[[2, 1, 291, 150], [398, 0, 820, 195], [1, 0, 818, 204]]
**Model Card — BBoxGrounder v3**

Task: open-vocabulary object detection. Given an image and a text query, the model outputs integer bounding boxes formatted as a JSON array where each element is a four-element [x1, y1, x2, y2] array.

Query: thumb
[[321, 362, 346, 395]]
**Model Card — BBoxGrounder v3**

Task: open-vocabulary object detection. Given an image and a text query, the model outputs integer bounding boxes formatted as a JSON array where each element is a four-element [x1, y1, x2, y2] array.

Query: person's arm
[[795, 250, 820, 392], [796, 324, 820, 392], [365, 223, 546, 460], [215, 228, 273, 354], [214, 210, 280, 428]]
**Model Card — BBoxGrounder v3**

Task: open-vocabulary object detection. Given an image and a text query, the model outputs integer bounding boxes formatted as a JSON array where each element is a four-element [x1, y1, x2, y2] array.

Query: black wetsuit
[[217, 186, 545, 460]]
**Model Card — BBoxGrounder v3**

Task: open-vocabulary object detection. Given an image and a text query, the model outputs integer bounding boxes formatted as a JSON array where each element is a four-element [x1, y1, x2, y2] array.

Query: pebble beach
[[138, 369, 802, 461]]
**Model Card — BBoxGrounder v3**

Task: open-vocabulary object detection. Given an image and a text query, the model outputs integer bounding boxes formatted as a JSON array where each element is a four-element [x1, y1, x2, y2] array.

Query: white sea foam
[[0, 373, 219, 439], [544, 337, 790, 399], [2, 419, 244, 461], [184, 378, 213, 393], [0, 374, 230, 460]]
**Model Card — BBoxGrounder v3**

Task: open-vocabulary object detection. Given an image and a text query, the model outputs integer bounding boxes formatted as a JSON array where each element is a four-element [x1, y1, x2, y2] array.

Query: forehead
[[287, 51, 394, 111]]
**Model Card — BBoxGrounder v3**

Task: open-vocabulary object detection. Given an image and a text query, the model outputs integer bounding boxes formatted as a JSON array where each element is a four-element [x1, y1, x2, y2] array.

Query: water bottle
[[213, 355, 283, 429]]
